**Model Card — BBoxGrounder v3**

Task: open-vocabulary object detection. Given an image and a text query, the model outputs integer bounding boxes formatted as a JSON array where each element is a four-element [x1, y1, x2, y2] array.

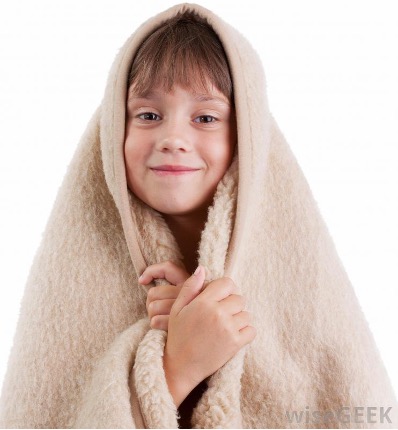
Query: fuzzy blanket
[[0, 3, 396, 428]]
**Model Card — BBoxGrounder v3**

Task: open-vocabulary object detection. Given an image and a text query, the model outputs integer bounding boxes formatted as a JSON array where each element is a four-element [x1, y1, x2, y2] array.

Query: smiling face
[[124, 83, 237, 217]]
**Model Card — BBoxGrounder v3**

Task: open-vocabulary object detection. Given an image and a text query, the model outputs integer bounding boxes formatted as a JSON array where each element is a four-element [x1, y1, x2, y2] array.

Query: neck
[[163, 208, 208, 274]]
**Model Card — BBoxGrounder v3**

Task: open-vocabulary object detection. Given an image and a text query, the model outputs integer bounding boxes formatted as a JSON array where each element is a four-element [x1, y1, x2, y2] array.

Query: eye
[[137, 112, 161, 121], [194, 115, 217, 124]]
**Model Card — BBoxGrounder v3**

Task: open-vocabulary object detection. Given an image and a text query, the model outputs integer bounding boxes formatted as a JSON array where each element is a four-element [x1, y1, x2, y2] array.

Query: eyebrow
[[192, 94, 230, 105], [127, 89, 158, 102]]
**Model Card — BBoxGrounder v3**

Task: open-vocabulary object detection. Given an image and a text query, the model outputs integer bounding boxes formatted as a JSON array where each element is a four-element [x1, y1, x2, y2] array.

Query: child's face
[[124, 83, 236, 216]]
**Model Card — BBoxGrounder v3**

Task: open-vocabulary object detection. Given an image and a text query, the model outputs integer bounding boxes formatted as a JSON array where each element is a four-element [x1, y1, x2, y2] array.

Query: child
[[0, 3, 396, 429], [124, 11, 250, 427]]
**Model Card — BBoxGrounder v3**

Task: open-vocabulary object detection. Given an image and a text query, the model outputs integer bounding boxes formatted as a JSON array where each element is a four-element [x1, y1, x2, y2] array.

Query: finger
[[150, 314, 169, 332], [147, 298, 175, 319], [146, 284, 180, 309], [139, 260, 189, 287], [219, 294, 246, 315], [232, 310, 252, 331], [199, 276, 237, 303], [172, 265, 206, 314], [238, 325, 257, 346]]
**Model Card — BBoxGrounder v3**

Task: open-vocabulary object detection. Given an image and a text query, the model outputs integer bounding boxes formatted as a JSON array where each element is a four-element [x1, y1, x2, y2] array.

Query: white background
[[0, 0, 397, 398]]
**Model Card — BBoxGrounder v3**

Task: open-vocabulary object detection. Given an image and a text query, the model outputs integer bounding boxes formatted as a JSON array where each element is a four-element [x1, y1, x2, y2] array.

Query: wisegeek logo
[[285, 406, 392, 425]]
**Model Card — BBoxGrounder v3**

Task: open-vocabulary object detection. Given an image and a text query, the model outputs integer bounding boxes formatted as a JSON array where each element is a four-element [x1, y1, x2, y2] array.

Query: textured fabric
[[1, 3, 397, 429]]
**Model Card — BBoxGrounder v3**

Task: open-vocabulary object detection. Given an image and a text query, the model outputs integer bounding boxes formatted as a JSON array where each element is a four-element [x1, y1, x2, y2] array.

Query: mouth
[[150, 165, 200, 176], [150, 168, 200, 176]]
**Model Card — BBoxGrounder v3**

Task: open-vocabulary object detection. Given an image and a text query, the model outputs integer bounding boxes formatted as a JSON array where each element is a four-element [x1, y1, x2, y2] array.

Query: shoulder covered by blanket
[[0, 2, 396, 428]]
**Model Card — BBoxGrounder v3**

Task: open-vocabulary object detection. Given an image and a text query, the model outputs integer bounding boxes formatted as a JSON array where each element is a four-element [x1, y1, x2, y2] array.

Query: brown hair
[[127, 10, 233, 104]]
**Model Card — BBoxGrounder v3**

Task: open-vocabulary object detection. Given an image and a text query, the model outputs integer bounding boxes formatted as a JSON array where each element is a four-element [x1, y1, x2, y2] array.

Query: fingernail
[[138, 274, 144, 282], [194, 266, 201, 276]]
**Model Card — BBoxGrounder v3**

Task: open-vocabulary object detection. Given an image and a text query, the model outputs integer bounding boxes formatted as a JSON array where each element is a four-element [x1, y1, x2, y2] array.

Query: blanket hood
[[100, 2, 269, 280]]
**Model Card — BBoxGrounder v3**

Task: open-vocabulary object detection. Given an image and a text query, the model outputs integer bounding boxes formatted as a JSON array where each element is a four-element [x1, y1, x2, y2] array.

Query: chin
[[157, 206, 196, 217], [145, 192, 213, 216], [155, 200, 205, 216]]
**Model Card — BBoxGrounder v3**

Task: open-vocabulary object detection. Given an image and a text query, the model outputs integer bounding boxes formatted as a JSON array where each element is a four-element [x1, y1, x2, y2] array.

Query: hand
[[163, 265, 256, 399], [139, 260, 190, 331]]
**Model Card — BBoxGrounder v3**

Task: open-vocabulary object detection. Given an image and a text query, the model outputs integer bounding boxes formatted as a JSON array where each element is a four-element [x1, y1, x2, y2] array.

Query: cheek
[[124, 138, 135, 158], [207, 132, 234, 169], [124, 131, 148, 166], [124, 120, 147, 159], [124, 139, 136, 172], [123, 138, 146, 190]]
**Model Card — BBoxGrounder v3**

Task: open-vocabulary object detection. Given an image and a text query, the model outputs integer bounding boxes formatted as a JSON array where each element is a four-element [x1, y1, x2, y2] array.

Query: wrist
[[163, 351, 196, 408]]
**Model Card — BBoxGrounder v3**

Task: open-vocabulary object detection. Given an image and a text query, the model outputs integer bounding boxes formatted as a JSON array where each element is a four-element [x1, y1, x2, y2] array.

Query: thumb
[[172, 265, 205, 314]]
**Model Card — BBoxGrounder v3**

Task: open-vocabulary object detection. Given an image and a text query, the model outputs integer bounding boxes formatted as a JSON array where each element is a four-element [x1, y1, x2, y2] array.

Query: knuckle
[[147, 288, 155, 302], [150, 316, 157, 329], [231, 331, 242, 348], [151, 315, 165, 331], [250, 325, 257, 339], [166, 260, 174, 269], [222, 276, 235, 288], [214, 306, 225, 321], [242, 310, 250, 320], [242, 311, 253, 326], [147, 300, 157, 317], [232, 293, 245, 306], [240, 295, 246, 307], [223, 277, 238, 294], [246, 325, 256, 341]]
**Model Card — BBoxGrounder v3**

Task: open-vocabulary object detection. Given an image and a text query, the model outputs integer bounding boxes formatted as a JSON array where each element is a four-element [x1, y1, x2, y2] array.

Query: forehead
[[128, 85, 230, 106], [128, 64, 233, 103]]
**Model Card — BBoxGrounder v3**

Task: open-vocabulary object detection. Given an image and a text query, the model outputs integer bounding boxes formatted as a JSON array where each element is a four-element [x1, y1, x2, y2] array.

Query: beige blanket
[[0, 3, 396, 428]]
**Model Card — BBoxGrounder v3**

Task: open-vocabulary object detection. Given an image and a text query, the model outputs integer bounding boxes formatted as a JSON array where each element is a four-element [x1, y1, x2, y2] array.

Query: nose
[[156, 119, 191, 153]]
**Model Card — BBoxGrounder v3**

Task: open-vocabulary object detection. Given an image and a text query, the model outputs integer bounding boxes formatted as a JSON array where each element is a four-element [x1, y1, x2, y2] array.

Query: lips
[[151, 165, 200, 171], [150, 165, 201, 178]]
